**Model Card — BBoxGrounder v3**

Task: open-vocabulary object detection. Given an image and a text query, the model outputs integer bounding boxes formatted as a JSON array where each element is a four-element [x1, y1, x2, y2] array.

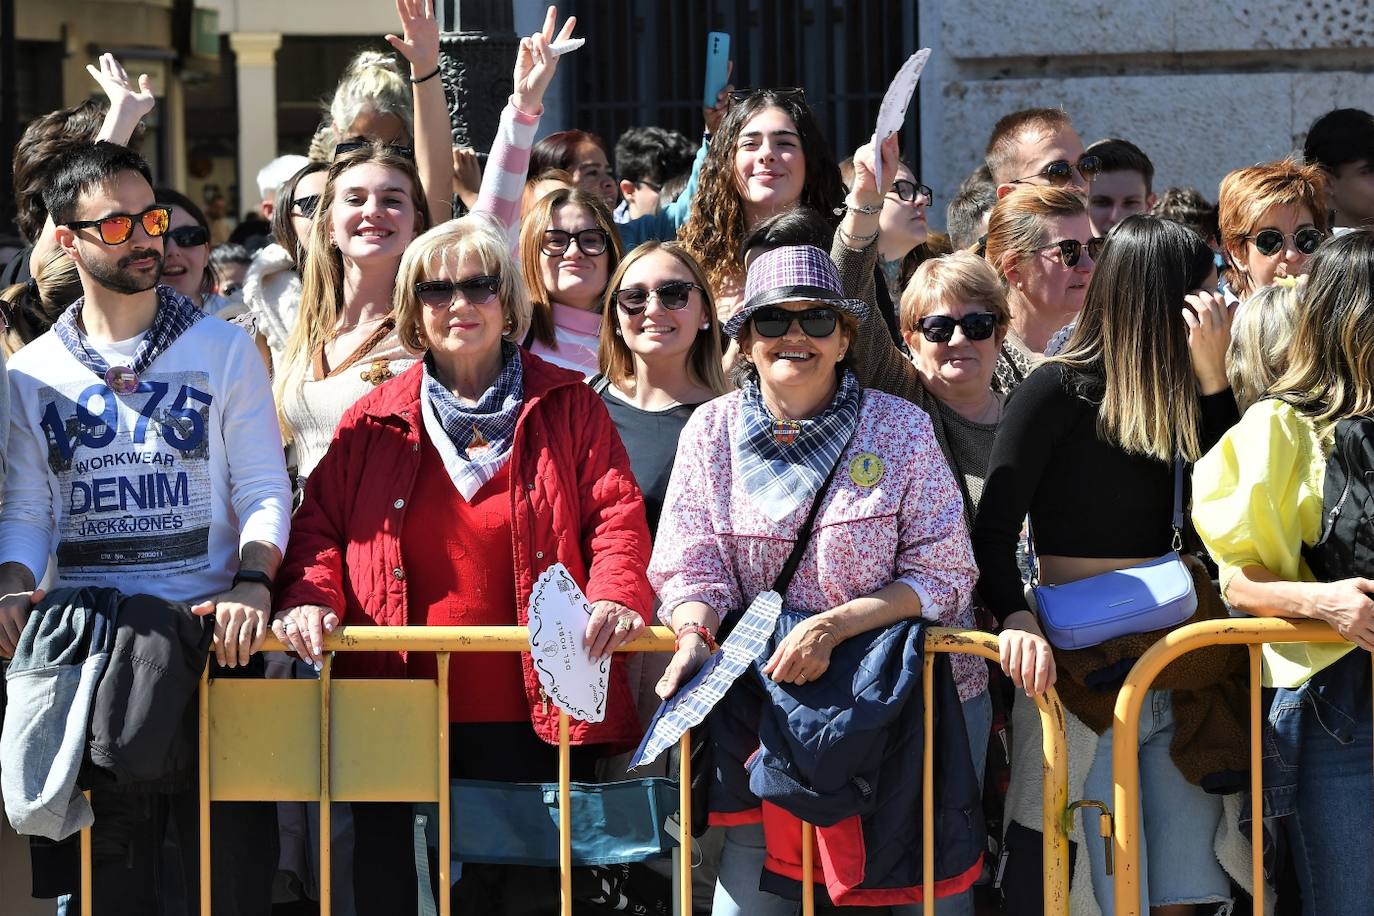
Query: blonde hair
[[0, 249, 82, 357], [597, 241, 728, 395], [275, 142, 431, 436], [518, 187, 623, 348], [325, 51, 413, 144], [1227, 278, 1303, 413], [900, 252, 1011, 333], [394, 216, 531, 353], [982, 185, 1087, 286], [1218, 157, 1329, 300]]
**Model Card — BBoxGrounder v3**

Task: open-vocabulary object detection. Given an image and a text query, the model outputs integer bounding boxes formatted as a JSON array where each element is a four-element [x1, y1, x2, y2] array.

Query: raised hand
[[386, 0, 440, 74], [512, 5, 577, 114], [89, 53, 155, 145]]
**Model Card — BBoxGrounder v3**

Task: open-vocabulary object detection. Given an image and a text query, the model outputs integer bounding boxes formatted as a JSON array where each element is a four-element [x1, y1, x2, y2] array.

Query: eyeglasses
[[890, 179, 933, 205], [633, 179, 662, 193], [1010, 155, 1102, 187], [414, 275, 501, 308], [1246, 227, 1325, 257], [728, 87, 806, 104], [614, 281, 703, 314], [1035, 236, 1105, 268], [541, 228, 610, 257], [750, 306, 839, 339], [66, 206, 172, 245], [165, 225, 210, 248], [332, 140, 415, 160], [292, 194, 321, 218], [916, 312, 998, 344]]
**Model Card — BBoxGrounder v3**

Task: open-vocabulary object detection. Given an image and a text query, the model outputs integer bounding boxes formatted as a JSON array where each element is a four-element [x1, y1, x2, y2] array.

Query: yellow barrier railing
[[1110, 617, 1367, 915], [74, 625, 1071, 915]]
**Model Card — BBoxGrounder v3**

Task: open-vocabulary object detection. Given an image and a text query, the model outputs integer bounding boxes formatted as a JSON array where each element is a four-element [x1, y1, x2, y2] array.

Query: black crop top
[[971, 363, 1239, 622]]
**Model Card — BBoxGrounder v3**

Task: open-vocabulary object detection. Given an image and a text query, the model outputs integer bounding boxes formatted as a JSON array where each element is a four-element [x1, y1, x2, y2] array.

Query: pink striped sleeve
[[474, 98, 542, 254]]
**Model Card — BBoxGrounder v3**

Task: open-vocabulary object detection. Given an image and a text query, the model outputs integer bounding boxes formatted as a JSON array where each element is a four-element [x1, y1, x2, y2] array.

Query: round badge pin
[[848, 452, 884, 488], [104, 365, 141, 396]]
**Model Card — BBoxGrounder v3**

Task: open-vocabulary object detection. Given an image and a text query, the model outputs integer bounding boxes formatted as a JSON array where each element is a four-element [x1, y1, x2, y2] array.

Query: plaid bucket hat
[[721, 244, 869, 339]]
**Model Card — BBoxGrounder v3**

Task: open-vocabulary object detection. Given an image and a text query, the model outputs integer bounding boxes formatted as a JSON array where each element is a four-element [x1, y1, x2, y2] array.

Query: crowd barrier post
[[1110, 617, 1360, 916], [72, 626, 1071, 916]]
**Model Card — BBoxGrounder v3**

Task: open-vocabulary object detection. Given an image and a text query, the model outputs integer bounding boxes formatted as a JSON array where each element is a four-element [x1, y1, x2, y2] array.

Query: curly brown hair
[[679, 91, 844, 297]]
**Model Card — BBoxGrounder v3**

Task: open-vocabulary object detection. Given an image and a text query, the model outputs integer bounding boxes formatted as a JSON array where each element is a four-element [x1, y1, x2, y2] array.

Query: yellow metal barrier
[[73, 626, 1070, 915], [1110, 617, 1366, 916]]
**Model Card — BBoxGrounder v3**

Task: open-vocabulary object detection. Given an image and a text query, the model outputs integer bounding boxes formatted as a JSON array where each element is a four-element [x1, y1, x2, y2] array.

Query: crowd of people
[[1, 2, 1373, 915]]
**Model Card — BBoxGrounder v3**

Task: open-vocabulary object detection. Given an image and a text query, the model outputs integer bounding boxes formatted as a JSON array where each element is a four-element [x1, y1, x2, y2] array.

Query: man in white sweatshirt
[[0, 141, 291, 911]]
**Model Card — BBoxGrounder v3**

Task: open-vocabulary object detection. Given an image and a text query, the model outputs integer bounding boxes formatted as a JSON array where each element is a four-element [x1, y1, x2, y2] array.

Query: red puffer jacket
[[275, 352, 654, 750]]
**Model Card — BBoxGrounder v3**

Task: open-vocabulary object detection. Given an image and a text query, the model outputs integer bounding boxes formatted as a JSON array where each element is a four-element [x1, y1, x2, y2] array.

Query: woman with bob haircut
[[594, 240, 728, 534], [517, 185, 624, 375], [973, 215, 1244, 913], [1194, 229, 1374, 915], [981, 184, 1098, 392], [1218, 157, 1329, 302], [678, 88, 847, 316], [273, 215, 654, 912]]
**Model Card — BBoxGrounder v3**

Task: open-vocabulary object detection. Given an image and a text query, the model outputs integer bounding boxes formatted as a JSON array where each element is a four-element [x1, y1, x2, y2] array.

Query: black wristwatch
[[232, 569, 274, 590]]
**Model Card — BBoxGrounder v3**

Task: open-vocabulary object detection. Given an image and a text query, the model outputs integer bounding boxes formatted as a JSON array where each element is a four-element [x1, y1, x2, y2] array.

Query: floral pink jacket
[[649, 389, 987, 701]]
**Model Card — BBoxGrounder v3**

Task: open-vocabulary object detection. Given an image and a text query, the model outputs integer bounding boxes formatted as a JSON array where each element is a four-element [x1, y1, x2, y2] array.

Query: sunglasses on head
[[890, 179, 933, 205], [414, 275, 501, 308], [614, 281, 703, 314], [728, 86, 806, 104], [292, 194, 321, 218], [165, 225, 210, 248], [917, 312, 998, 344], [332, 139, 415, 160], [66, 206, 172, 245], [1247, 226, 1325, 257], [1035, 236, 1105, 268], [1010, 155, 1102, 187], [750, 305, 839, 339], [541, 228, 610, 258]]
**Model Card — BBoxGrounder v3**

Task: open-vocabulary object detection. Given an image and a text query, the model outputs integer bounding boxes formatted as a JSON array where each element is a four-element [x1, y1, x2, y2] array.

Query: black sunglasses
[[614, 281, 703, 314], [1247, 227, 1324, 257], [1010, 155, 1102, 187], [414, 275, 501, 308], [890, 179, 933, 205], [66, 206, 172, 245], [333, 139, 415, 160], [541, 228, 610, 258], [917, 312, 998, 344], [165, 225, 210, 248], [292, 194, 321, 218], [1035, 237, 1105, 268], [728, 86, 806, 104], [751, 306, 839, 339]]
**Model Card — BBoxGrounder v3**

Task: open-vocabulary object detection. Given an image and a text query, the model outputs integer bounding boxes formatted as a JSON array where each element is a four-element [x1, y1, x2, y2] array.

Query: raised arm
[[89, 53, 155, 146], [388, 0, 453, 223]]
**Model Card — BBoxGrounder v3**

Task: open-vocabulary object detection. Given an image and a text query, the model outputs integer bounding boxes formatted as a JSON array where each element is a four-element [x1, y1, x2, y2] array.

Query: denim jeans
[[1080, 689, 1230, 915], [712, 690, 994, 916]]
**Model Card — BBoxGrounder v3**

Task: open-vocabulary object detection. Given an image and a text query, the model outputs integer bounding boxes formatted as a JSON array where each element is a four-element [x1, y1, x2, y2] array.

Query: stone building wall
[[917, 0, 1374, 226]]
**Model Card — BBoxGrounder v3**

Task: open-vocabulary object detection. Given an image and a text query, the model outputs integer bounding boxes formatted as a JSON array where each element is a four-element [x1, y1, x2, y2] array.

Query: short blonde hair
[[1218, 157, 1329, 299], [1228, 277, 1303, 412], [327, 51, 413, 142], [900, 252, 1011, 333], [393, 216, 531, 353]]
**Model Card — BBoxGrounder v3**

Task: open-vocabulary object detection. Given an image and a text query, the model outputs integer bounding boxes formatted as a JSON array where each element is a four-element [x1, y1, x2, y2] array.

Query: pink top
[[473, 96, 541, 255], [528, 302, 602, 378], [649, 389, 987, 701]]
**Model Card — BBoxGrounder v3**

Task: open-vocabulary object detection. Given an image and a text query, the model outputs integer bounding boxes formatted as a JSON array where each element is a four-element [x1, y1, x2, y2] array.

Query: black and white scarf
[[421, 343, 524, 501]]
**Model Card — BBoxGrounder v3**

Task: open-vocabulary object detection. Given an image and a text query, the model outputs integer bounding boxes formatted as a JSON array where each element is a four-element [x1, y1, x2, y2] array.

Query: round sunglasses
[[1010, 155, 1102, 187], [916, 312, 998, 344], [1035, 236, 1105, 268], [541, 228, 610, 258], [751, 306, 839, 339], [414, 275, 501, 308], [66, 206, 172, 245], [614, 281, 704, 315], [1246, 226, 1325, 257], [890, 179, 934, 205]]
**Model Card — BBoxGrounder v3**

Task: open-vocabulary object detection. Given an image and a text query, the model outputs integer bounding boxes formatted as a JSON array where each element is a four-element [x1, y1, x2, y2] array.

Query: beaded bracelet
[[674, 622, 717, 653]]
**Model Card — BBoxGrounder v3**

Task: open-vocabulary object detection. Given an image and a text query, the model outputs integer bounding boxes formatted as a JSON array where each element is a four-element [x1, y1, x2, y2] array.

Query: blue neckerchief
[[733, 369, 861, 522], [53, 285, 205, 386], [422, 342, 524, 501]]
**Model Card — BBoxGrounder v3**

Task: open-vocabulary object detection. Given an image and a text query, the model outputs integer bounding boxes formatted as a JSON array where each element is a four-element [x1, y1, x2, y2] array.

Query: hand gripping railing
[[73, 625, 1071, 915]]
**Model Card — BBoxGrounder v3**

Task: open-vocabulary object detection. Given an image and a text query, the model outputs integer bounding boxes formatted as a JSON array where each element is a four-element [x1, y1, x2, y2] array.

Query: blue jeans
[[712, 690, 993, 916], [1081, 690, 1230, 915]]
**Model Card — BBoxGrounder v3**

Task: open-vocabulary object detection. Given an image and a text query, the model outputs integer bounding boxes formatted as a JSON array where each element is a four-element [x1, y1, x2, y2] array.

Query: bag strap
[[1027, 455, 1185, 586]]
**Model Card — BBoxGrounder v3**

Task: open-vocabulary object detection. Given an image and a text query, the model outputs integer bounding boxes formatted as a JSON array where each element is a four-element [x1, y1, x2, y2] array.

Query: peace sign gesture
[[512, 5, 578, 114]]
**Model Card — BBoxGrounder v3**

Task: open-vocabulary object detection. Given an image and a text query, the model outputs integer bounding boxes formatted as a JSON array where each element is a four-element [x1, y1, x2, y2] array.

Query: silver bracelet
[[832, 202, 882, 216], [837, 225, 880, 246]]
